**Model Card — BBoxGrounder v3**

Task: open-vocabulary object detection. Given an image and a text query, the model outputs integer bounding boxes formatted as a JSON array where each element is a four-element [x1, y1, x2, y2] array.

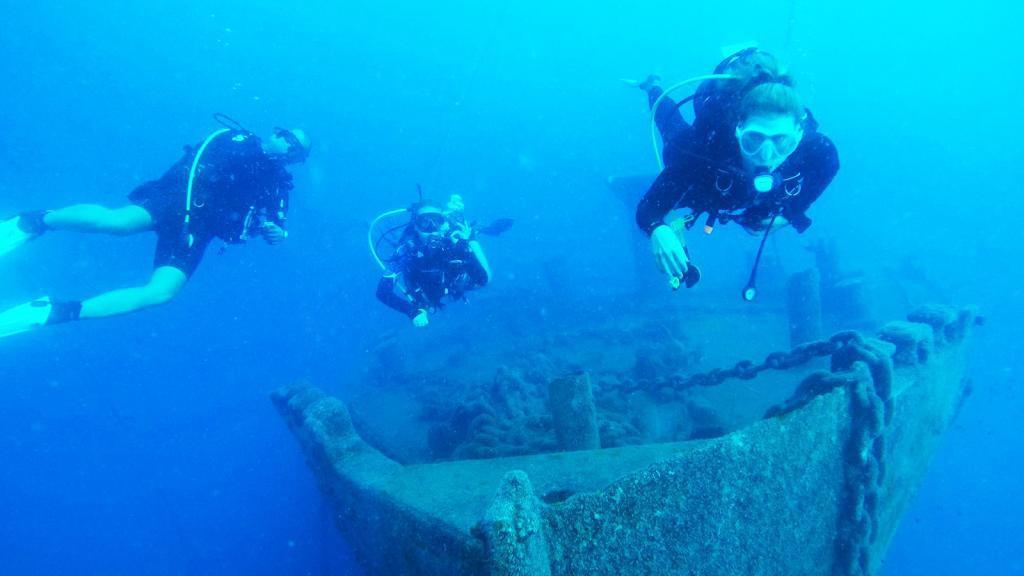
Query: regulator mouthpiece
[[753, 170, 775, 194]]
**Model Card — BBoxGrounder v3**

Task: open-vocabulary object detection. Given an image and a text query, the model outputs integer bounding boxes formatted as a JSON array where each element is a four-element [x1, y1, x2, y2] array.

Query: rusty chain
[[663, 330, 866, 392]]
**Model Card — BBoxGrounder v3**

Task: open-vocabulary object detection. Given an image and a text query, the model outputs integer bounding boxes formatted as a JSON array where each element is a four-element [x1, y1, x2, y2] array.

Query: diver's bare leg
[[43, 205, 153, 235], [79, 266, 187, 319]]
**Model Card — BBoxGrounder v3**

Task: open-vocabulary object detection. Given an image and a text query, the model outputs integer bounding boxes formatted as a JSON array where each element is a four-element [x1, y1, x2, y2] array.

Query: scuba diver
[[0, 116, 311, 338], [372, 195, 502, 327], [629, 48, 839, 300]]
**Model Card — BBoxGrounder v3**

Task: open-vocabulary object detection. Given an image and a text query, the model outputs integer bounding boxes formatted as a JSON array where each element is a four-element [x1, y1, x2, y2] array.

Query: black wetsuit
[[636, 87, 839, 236], [376, 233, 489, 319], [128, 130, 293, 277]]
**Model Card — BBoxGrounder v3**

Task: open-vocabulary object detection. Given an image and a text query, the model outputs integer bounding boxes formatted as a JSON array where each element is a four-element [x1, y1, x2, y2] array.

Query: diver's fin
[[607, 174, 657, 200], [0, 215, 36, 257], [720, 41, 758, 58], [619, 74, 661, 91], [478, 218, 515, 237], [0, 297, 53, 339]]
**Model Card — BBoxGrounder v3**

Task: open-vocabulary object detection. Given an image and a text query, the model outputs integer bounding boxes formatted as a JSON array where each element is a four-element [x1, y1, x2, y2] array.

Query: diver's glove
[[412, 309, 429, 328], [651, 224, 689, 278]]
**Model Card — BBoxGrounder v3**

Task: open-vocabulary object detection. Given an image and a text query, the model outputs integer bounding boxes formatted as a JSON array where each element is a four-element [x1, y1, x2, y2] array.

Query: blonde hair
[[738, 83, 805, 123], [717, 50, 804, 123]]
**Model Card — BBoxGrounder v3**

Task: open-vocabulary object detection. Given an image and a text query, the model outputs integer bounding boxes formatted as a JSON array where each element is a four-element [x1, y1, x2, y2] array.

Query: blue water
[[1, 1, 1020, 574]]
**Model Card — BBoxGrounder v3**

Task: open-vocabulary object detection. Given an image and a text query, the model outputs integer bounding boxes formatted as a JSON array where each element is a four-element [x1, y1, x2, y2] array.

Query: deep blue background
[[1, 1, 1020, 574]]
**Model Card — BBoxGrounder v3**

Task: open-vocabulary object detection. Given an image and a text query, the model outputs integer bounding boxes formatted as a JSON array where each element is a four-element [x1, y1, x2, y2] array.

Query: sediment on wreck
[[478, 471, 553, 576], [274, 306, 977, 576]]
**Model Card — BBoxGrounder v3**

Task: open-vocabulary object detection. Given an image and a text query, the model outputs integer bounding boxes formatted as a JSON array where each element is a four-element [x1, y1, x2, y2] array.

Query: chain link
[[664, 331, 864, 392]]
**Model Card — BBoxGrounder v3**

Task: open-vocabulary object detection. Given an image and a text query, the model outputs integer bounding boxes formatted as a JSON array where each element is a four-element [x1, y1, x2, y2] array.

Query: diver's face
[[736, 114, 803, 172], [265, 128, 310, 164], [264, 132, 292, 158], [417, 227, 449, 240], [414, 212, 449, 243]]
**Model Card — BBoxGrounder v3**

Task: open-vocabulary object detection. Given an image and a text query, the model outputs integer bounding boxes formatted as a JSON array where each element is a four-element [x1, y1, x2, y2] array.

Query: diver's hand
[[651, 225, 688, 278], [412, 309, 429, 328], [261, 222, 288, 245], [446, 194, 465, 214], [450, 221, 474, 243]]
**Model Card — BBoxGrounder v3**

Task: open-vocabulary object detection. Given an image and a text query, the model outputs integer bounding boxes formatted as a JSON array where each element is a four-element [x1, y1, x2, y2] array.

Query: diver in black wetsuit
[[376, 201, 492, 328], [631, 49, 840, 297], [0, 120, 311, 338]]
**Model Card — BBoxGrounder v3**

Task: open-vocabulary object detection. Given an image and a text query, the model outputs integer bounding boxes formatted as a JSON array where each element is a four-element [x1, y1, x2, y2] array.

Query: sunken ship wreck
[[274, 302, 977, 576]]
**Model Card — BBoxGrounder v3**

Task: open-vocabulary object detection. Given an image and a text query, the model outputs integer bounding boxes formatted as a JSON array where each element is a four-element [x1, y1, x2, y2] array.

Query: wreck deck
[[274, 306, 976, 576]]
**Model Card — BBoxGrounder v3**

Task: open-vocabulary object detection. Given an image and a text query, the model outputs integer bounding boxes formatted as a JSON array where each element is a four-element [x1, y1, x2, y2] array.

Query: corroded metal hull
[[273, 307, 975, 576]]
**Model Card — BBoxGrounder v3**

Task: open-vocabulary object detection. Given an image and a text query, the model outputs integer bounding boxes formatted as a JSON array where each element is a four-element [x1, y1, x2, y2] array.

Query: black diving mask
[[273, 127, 309, 163], [414, 212, 447, 234]]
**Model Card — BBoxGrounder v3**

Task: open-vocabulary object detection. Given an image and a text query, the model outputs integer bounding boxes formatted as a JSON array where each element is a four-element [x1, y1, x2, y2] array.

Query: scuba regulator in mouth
[[752, 167, 775, 194]]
